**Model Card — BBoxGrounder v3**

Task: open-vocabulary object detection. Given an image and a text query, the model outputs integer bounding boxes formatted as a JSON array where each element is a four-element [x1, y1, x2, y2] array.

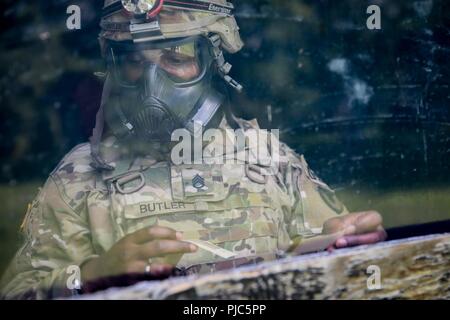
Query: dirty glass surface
[[0, 0, 449, 276], [229, 0, 450, 231]]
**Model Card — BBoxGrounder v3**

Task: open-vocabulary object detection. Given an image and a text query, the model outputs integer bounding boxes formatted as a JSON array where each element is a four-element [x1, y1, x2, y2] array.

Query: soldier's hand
[[81, 226, 197, 282], [323, 211, 387, 250]]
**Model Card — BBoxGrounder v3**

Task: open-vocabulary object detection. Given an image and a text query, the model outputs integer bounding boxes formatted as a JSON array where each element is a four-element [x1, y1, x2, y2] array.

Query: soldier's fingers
[[335, 230, 387, 248], [121, 260, 147, 275], [353, 211, 383, 234], [322, 217, 346, 234], [138, 240, 197, 258], [327, 211, 382, 235], [347, 230, 386, 245], [128, 226, 183, 244], [146, 263, 174, 277], [120, 261, 173, 276], [335, 211, 376, 228]]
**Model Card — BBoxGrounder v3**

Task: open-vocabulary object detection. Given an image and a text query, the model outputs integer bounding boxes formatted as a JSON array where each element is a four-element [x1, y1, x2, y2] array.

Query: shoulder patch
[[50, 143, 98, 213], [52, 143, 94, 174], [317, 186, 345, 215]]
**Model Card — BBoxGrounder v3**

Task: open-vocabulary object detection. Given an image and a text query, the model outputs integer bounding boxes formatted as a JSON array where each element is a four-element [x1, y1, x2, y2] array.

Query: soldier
[[0, 0, 386, 299]]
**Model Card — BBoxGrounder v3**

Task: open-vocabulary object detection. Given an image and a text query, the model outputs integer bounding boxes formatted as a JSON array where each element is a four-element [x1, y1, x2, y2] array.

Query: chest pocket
[[118, 164, 282, 269]]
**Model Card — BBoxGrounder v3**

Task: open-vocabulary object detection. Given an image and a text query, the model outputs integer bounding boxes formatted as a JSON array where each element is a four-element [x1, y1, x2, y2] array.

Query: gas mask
[[103, 36, 224, 144]]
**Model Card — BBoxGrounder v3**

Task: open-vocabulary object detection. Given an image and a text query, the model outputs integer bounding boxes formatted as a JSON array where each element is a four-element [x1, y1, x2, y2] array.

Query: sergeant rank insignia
[[192, 174, 205, 190]]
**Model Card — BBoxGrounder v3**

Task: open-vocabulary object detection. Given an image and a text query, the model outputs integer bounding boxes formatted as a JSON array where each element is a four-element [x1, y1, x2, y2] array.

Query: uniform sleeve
[[0, 176, 98, 300], [281, 144, 349, 240]]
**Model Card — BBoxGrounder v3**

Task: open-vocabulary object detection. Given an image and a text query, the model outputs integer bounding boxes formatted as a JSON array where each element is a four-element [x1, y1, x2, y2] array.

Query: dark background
[[0, 0, 449, 275]]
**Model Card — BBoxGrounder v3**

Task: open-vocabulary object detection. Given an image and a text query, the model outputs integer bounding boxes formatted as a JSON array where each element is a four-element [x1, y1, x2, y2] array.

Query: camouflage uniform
[[0, 117, 348, 299]]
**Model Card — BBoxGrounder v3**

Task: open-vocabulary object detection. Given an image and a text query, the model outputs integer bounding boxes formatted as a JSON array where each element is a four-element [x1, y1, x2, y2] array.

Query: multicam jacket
[[0, 118, 348, 299]]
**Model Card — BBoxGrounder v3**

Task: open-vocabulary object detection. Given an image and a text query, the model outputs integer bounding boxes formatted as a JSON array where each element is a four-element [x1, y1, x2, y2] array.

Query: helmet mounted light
[[121, 0, 164, 18]]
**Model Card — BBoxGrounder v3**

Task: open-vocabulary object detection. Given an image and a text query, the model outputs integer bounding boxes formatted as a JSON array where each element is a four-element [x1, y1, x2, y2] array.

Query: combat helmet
[[99, 0, 244, 89]]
